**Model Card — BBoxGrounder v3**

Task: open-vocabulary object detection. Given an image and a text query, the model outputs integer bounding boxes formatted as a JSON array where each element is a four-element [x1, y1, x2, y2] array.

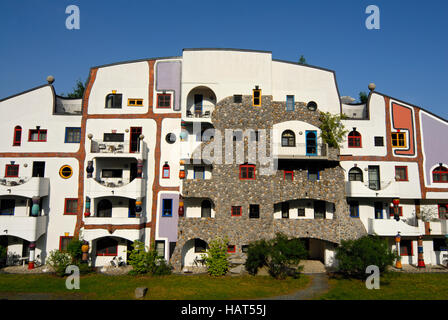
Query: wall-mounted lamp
[[87, 134, 93, 140]]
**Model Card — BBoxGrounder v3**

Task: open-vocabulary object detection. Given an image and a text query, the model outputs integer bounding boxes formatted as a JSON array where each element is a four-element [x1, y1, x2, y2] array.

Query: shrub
[[67, 237, 83, 264], [335, 235, 395, 278], [319, 112, 348, 149], [201, 237, 229, 276], [46, 250, 72, 276], [245, 233, 307, 279], [0, 245, 6, 267], [127, 240, 172, 276]]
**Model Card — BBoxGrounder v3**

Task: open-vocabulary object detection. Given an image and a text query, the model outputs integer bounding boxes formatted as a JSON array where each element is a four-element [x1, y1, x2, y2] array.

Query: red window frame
[[64, 198, 78, 215], [231, 206, 242, 216], [389, 206, 403, 217], [157, 94, 171, 108], [162, 164, 170, 179], [284, 170, 294, 181], [438, 204, 448, 219], [28, 129, 47, 142], [395, 166, 408, 181], [400, 240, 413, 256], [96, 238, 118, 256], [239, 164, 256, 180], [348, 131, 362, 148], [5, 164, 19, 178], [433, 166, 448, 183], [13, 126, 22, 146], [59, 236, 73, 251], [227, 245, 236, 253]]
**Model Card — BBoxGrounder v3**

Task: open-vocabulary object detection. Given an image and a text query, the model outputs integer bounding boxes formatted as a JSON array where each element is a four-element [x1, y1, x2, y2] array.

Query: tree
[[359, 91, 368, 104], [63, 79, 85, 98], [319, 112, 348, 149], [127, 240, 172, 275], [201, 237, 229, 276], [298, 55, 307, 65]]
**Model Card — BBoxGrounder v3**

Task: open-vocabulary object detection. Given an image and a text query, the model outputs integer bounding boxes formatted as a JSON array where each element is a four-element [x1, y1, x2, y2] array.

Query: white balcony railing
[[85, 177, 146, 199], [0, 177, 50, 198], [274, 143, 328, 159], [0, 215, 47, 242], [90, 140, 147, 159]]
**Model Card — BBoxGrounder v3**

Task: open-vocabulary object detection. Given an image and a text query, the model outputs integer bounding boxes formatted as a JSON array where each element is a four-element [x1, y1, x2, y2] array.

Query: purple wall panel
[[158, 193, 179, 242], [155, 61, 181, 111]]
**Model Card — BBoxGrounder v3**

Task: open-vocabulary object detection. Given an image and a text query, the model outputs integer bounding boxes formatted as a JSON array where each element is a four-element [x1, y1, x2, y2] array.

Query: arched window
[[162, 162, 170, 179], [281, 130, 296, 147], [433, 165, 448, 183], [96, 237, 118, 256], [201, 200, 212, 218], [97, 199, 112, 217], [13, 126, 22, 146], [348, 167, 363, 182], [306, 131, 317, 155], [348, 130, 362, 148]]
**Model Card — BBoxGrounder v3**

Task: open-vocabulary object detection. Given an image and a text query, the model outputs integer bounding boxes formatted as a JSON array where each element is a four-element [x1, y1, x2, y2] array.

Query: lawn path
[[264, 274, 329, 300]]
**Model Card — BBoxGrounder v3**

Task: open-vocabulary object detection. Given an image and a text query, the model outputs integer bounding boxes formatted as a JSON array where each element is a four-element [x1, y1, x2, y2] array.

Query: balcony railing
[[274, 143, 328, 159], [90, 139, 147, 158], [0, 177, 31, 186], [0, 177, 50, 198]]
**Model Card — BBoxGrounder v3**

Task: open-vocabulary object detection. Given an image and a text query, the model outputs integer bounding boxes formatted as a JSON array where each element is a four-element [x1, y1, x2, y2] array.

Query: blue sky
[[0, 0, 447, 118]]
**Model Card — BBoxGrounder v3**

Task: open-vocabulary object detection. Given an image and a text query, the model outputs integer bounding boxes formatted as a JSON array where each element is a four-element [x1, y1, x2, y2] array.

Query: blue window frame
[[305, 131, 317, 156], [349, 201, 359, 218], [162, 199, 173, 217], [307, 168, 319, 181], [194, 166, 205, 179], [0, 199, 15, 215], [64, 127, 81, 143], [286, 95, 295, 111]]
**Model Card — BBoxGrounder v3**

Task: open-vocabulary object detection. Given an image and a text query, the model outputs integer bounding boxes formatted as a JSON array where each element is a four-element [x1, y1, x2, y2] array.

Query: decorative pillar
[[86, 161, 94, 178], [395, 232, 402, 269], [84, 196, 91, 217], [137, 159, 143, 178], [28, 242, 36, 269], [135, 198, 142, 217], [81, 241, 89, 264], [417, 236, 425, 268], [178, 195, 184, 217], [179, 160, 185, 179], [31, 197, 40, 217]]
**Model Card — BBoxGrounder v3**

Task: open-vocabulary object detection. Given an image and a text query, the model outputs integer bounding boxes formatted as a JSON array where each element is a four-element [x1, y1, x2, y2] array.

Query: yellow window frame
[[127, 98, 143, 106], [252, 89, 261, 107], [391, 132, 407, 148]]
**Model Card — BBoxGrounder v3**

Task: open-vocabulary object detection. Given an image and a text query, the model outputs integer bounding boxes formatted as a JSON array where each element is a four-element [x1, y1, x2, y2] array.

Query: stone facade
[[170, 95, 366, 271]]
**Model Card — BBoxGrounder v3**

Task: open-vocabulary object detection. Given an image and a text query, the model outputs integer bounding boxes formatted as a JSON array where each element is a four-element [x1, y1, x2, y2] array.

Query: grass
[[0, 273, 310, 300], [318, 272, 448, 300]]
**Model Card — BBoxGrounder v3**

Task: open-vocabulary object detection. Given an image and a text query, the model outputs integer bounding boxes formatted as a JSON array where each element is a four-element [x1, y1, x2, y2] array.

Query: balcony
[[274, 143, 336, 160], [83, 216, 144, 242], [0, 177, 49, 198], [89, 140, 147, 159], [346, 180, 398, 198], [86, 178, 146, 199], [367, 218, 424, 236], [0, 215, 47, 242]]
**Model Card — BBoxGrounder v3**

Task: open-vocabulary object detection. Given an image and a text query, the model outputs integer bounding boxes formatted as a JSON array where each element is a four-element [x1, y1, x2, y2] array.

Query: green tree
[[319, 112, 348, 149], [66, 237, 83, 264], [201, 237, 229, 276], [127, 240, 172, 275], [359, 91, 368, 104], [335, 235, 395, 278], [63, 79, 85, 98], [298, 55, 307, 65]]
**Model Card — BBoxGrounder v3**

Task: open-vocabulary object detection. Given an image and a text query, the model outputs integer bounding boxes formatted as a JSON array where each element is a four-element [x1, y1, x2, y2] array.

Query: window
[[157, 94, 171, 108], [389, 206, 403, 217], [249, 204, 259, 219], [308, 168, 319, 181], [64, 127, 81, 143], [286, 95, 294, 111], [0, 199, 15, 215], [433, 165, 448, 183], [162, 199, 173, 217], [233, 130, 243, 142], [250, 131, 259, 142], [162, 163, 170, 179], [29, 129, 47, 142], [374, 136, 384, 147], [194, 166, 205, 180], [252, 88, 261, 106], [433, 238, 447, 251], [349, 201, 359, 218], [13, 126, 22, 146], [201, 200, 212, 218], [400, 240, 413, 256], [348, 130, 362, 148], [128, 199, 136, 218], [281, 130, 296, 147], [64, 198, 78, 215], [391, 132, 406, 148], [374, 202, 383, 219], [348, 167, 363, 182], [306, 101, 317, 111], [227, 245, 236, 253], [231, 206, 242, 216], [240, 164, 256, 180], [281, 202, 289, 219], [5, 164, 19, 177], [165, 133, 176, 144], [155, 240, 165, 258], [284, 170, 294, 181], [395, 166, 408, 181], [127, 98, 143, 107], [96, 238, 118, 256], [101, 169, 123, 178], [97, 199, 112, 217], [105, 93, 122, 109], [194, 239, 207, 253], [314, 201, 326, 219], [242, 245, 249, 253], [103, 133, 124, 142], [59, 236, 73, 251], [297, 208, 305, 217], [233, 95, 242, 103], [438, 204, 448, 219], [59, 165, 73, 179]]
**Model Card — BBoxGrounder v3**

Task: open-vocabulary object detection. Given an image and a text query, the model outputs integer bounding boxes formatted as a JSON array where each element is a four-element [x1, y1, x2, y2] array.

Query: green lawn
[[0, 273, 310, 300], [319, 273, 448, 300]]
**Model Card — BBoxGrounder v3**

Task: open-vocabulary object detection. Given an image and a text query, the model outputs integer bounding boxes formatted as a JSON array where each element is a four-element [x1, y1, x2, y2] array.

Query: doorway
[[130, 127, 142, 153], [32, 161, 45, 177]]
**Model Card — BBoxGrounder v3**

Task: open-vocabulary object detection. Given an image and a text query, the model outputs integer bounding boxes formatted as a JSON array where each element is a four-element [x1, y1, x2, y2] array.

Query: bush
[[127, 240, 172, 276], [0, 245, 6, 267], [201, 237, 229, 276], [46, 250, 72, 276], [245, 233, 307, 279], [67, 237, 83, 264], [335, 235, 395, 278]]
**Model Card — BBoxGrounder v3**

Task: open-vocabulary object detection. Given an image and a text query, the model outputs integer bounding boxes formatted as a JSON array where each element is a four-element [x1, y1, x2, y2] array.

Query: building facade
[[0, 48, 446, 270]]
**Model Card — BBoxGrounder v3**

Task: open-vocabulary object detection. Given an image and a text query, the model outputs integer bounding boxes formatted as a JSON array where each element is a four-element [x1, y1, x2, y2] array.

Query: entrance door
[[368, 166, 381, 190], [305, 131, 317, 156], [130, 127, 142, 153], [194, 94, 203, 116], [32, 161, 45, 177]]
